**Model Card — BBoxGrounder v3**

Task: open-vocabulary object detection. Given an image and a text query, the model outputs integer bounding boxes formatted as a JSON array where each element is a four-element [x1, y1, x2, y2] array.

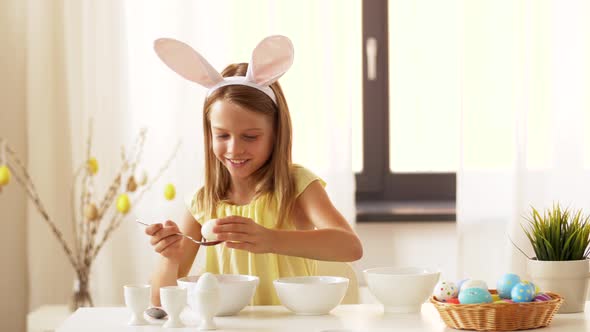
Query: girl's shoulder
[[290, 164, 326, 197], [184, 188, 205, 222]]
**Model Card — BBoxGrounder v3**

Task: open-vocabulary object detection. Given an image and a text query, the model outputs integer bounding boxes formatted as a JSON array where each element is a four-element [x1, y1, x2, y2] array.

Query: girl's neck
[[228, 177, 258, 205]]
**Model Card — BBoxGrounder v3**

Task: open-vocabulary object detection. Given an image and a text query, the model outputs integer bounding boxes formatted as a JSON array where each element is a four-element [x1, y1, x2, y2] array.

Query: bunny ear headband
[[153, 35, 294, 104]]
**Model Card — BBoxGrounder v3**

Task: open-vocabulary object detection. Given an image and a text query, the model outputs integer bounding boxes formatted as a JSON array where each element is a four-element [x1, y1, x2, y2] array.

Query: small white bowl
[[273, 276, 349, 315], [177, 274, 259, 316], [363, 267, 440, 313]]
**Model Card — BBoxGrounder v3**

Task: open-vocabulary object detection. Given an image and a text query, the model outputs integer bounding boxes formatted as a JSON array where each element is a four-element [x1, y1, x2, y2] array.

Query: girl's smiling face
[[209, 100, 274, 181]]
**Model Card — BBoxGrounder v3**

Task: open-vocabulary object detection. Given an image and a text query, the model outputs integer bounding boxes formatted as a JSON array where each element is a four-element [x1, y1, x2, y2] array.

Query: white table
[[57, 303, 590, 332], [28, 305, 70, 332]]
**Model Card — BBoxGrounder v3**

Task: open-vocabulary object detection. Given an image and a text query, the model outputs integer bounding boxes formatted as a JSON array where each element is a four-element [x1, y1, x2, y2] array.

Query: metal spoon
[[145, 306, 167, 319], [136, 220, 223, 246]]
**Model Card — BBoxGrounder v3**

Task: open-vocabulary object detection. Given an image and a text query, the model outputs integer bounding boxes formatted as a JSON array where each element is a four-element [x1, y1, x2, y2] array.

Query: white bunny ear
[[154, 38, 223, 88], [246, 35, 294, 86]]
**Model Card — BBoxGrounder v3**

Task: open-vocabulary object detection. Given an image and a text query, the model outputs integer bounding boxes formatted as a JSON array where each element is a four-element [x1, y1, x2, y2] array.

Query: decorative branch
[[91, 139, 181, 260], [1, 127, 180, 276], [71, 164, 84, 269], [5, 145, 78, 269]]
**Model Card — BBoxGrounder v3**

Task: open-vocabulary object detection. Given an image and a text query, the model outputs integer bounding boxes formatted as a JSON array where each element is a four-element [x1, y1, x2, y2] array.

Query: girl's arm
[[215, 181, 363, 262], [148, 211, 202, 306], [271, 180, 363, 261]]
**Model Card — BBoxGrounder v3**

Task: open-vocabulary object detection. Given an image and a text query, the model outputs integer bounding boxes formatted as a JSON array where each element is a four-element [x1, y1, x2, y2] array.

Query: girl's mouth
[[226, 158, 250, 168]]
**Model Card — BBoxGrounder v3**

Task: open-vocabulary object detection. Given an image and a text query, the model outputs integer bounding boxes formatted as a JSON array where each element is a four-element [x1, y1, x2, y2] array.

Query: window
[[354, 0, 456, 221]]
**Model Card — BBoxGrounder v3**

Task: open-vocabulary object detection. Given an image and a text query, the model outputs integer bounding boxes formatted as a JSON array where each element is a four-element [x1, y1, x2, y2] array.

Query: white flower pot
[[527, 259, 590, 313]]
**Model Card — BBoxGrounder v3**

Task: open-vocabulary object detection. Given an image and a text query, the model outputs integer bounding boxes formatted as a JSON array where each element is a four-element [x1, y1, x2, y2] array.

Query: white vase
[[527, 259, 590, 313]]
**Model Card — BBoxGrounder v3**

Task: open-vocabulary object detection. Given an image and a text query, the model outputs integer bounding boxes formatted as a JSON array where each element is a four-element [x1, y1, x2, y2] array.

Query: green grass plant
[[522, 204, 590, 261]]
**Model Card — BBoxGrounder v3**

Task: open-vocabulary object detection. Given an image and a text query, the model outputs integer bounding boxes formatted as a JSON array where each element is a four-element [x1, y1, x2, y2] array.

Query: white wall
[[0, 0, 27, 331], [354, 222, 457, 292], [353, 222, 457, 304]]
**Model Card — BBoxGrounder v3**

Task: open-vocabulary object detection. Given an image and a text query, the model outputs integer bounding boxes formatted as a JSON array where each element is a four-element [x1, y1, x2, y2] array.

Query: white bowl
[[273, 276, 349, 315], [177, 274, 259, 316], [363, 267, 440, 313]]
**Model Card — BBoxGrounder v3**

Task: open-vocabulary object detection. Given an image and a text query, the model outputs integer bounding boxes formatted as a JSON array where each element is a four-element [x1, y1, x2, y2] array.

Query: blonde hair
[[196, 63, 296, 227]]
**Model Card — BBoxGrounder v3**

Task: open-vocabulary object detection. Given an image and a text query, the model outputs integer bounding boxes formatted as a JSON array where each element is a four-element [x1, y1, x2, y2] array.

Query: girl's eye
[[243, 135, 258, 141], [216, 134, 229, 139]]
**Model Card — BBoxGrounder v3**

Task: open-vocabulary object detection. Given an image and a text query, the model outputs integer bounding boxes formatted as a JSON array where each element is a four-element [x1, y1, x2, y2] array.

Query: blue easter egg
[[511, 282, 535, 302], [497, 273, 521, 299], [520, 280, 537, 296], [458, 288, 493, 304]]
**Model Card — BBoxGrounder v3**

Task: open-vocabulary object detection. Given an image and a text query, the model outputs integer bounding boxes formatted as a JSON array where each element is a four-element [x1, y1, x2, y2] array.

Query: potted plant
[[522, 204, 590, 313]]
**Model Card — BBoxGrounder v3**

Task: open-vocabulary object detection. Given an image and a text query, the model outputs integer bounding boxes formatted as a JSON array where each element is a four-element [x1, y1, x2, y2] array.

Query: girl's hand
[[145, 220, 184, 263], [213, 216, 276, 254]]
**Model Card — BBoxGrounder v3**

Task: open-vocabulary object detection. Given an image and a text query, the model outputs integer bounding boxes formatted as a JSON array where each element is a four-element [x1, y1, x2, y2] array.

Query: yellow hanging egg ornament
[[0, 165, 11, 186], [87, 158, 98, 175], [164, 183, 176, 200], [84, 203, 98, 221], [116, 194, 131, 214]]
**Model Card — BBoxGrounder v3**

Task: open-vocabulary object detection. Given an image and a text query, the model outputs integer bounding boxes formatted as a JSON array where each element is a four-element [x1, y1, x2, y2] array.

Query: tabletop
[[57, 303, 590, 332]]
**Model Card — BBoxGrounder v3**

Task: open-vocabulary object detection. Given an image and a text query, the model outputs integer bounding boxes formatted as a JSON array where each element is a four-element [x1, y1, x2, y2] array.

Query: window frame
[[356, 0, 455, 221]]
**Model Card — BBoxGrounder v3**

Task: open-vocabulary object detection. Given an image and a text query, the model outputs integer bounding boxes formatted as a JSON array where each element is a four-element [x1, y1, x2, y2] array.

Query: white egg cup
[[123, 284, 151, 326], [194, 289, 219, 330], [160, 286, 187, 328]]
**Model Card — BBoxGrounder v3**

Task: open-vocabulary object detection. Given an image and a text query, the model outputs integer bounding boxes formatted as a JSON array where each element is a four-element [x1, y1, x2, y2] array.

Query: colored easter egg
[[84, 203, 98, 221], [164, 183, 176, 200], [525, 281, 539, 295], [493, 299, 515, 304], [511, 282, 535, 302], [459, 288, 493, 304], [446, 298, 460, 304], [87, 158, 98, 175], [116, 194, 130, 214], [460, 279, 488, 292], [491, 294, 501, 302], [126, 176, 137, 192], [533, 293, 552, 302], [497, 273, 521, 299], [433, 281, 458, 301], [0, 165, 11, 185], [520, 280, 537, 296], [456, 279, 469, 292]]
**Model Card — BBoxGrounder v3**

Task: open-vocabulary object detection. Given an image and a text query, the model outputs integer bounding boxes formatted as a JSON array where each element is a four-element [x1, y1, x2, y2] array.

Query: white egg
[[201, 219, 219, 241], [196, 272, 219, 291], [433, 281, 458, 301], [460, 279, 488, 292]]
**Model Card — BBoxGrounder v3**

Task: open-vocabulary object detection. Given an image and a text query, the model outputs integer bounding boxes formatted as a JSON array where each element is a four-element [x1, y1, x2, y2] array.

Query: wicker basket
[[430, 290, 563, 331]]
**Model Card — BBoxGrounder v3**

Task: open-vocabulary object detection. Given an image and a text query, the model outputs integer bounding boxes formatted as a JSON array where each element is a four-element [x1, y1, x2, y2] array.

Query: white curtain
[[27, 0, 359, 307], [26, 0, 129, 308], [457, 0, 590, 288]]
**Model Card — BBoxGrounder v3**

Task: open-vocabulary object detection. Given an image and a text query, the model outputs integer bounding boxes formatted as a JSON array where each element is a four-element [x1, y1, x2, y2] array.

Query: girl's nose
[[228, 138, 245, 154]]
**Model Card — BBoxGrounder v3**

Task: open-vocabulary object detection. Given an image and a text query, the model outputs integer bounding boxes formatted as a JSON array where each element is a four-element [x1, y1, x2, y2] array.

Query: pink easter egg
[[533, 293, 552, 302]]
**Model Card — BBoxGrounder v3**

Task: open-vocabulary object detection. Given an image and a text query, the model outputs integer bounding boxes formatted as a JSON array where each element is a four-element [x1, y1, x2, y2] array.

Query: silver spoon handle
[[137, 220, 201, 243], [135, 219, 222, 246], [136, 220, 150, 227]]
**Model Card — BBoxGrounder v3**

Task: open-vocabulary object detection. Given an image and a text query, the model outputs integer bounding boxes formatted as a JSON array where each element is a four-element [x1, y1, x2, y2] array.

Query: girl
[[146, 35, 363, 306]]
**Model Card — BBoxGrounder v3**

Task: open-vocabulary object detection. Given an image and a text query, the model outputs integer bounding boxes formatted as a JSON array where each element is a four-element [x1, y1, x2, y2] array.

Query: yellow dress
[[185, 165, 325, 305]]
